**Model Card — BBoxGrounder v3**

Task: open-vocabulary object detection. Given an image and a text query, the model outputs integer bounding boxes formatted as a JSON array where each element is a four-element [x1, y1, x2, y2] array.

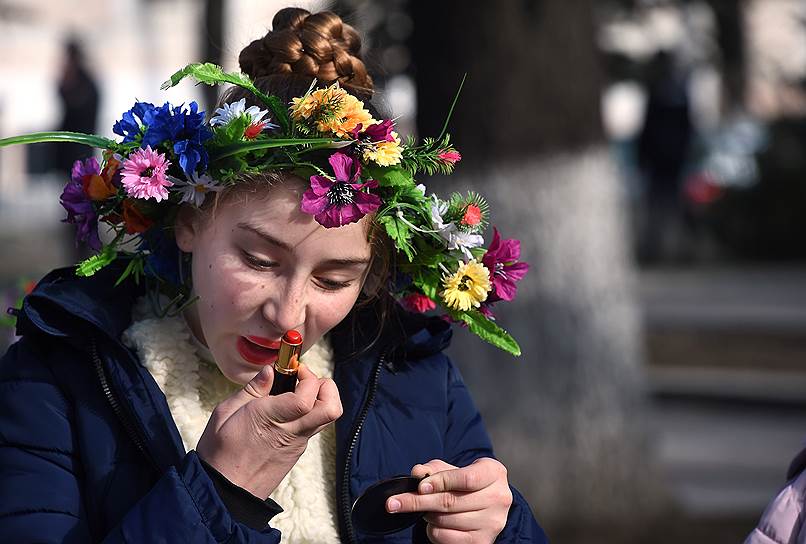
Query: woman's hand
[[387, 458, 513, 544], [196, 364, 342, 499]]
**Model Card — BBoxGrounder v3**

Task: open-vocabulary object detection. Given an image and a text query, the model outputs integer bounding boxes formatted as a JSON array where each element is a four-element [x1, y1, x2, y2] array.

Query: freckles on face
[[186, 180, 374, 383]]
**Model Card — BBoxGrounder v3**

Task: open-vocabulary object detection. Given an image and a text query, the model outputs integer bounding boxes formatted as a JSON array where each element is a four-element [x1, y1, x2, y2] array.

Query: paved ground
[[641, 265, 806, 538]]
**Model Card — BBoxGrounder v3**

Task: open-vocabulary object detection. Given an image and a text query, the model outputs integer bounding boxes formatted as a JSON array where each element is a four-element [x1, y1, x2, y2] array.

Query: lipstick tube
[[269, 330, 303, 395]]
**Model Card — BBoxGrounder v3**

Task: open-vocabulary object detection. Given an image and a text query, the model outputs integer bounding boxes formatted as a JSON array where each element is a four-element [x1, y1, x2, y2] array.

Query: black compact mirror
[[350, 476, 423, 536]]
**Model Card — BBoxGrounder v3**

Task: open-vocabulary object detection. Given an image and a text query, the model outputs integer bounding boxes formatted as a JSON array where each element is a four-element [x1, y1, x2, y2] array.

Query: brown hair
[[238, 7, 373, 100]]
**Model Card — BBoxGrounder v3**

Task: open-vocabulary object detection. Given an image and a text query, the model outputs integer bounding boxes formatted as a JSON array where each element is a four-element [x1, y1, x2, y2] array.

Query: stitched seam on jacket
[[0, 443, 72, 455], [0, 508, 80, 520], [0, 378, 71, 404]]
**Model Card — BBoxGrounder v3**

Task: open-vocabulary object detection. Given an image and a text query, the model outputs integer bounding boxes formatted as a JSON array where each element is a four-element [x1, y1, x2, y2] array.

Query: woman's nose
[[262, 277, 306, 333]]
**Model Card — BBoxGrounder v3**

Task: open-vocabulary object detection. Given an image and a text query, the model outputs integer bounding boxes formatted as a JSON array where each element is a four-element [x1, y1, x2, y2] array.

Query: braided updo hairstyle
[[237, 7, 373, 100]]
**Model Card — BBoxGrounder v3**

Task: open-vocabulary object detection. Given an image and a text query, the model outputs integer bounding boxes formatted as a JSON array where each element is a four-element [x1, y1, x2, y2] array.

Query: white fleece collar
[[122, 300, 341, 541]]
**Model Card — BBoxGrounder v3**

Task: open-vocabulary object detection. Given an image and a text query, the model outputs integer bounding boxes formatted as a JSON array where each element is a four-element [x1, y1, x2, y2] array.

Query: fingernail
[[387, 498, 401, 513], [420, 482, 434, 494]]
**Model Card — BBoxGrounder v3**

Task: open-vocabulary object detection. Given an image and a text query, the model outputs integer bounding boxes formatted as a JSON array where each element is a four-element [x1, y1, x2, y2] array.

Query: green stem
[[0, 131, 113, 149]]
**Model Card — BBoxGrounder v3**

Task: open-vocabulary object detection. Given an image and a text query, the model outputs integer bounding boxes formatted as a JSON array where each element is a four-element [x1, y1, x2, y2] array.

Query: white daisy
[[170, 173, 223, 207], [209, 98, 274, 128]]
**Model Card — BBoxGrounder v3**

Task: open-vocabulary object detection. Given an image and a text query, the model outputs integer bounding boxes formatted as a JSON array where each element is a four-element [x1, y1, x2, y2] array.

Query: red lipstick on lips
[[246, 336, 282, 350], [237, 335, 281, 366]]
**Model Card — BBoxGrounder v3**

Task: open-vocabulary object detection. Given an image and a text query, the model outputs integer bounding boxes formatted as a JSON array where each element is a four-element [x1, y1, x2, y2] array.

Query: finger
[[411, 459, 457, 479], [387, 490, 489, 514], [296, 378, 343, 431], [242, 365, 275, 399], [426, 524, 473, 544], [290, 365, 321, 401], [423, 510, 482, 531], [421, 459, 501, 494], [215, 365, 275, 420], [296, 363, 319, 382]]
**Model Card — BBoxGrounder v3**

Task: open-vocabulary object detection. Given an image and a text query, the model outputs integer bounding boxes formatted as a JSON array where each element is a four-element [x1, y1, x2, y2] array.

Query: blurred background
[[1, 1, 805, 542]]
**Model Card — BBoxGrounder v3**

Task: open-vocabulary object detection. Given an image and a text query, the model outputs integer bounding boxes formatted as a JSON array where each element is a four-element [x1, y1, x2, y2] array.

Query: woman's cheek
[[326, 288, 363, 326]]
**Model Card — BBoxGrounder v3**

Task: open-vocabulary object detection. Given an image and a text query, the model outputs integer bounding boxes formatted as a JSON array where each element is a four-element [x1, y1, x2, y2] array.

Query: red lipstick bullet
[[269, 330, 303, 395]]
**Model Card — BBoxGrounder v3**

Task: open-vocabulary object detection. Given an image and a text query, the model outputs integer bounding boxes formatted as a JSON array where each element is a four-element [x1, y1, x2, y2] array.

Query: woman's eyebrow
[[237, 222, 293, 252], [319, 257, 372, 268], [237, 222, 371, 266]]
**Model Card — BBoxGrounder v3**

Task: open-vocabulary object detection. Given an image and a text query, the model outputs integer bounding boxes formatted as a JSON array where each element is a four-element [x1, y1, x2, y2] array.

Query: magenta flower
[[121, 146, 173, 202], [481, 227, 529, 303], [300, 152, 382, 228], [350, 119, 395, 142], [400, 292, 436, 313]]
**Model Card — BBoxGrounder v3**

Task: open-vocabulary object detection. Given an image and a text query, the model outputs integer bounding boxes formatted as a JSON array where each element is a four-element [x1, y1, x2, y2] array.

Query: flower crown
[[0, 63, 528, 356]]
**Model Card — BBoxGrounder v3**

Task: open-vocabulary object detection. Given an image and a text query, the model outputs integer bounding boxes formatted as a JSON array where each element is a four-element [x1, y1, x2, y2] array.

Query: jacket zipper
[[91, 338, 160, 473], [339, 352, 386, 544]]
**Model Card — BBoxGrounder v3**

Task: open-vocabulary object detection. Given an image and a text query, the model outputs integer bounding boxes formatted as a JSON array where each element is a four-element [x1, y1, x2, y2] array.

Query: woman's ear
[[174, 205, 199, 253]]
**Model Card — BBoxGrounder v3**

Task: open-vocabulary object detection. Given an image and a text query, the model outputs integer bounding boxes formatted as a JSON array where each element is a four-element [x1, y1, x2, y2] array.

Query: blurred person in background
[[53, 38, 99, 177], [637, 49, 693, 264], [54, 38, 100, 262]]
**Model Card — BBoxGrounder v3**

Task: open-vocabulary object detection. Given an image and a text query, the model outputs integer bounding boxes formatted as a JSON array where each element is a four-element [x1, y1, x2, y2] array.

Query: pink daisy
[[121, 146, 173, 202]]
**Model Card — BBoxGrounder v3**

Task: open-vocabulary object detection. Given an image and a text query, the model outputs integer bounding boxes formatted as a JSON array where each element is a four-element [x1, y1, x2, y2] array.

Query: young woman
[[0, 8, 546, 543]]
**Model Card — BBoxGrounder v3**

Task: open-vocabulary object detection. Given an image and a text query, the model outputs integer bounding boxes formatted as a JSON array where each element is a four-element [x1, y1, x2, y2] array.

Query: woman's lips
[[237, 336, 280, 365], [245, 335, 282, 349]]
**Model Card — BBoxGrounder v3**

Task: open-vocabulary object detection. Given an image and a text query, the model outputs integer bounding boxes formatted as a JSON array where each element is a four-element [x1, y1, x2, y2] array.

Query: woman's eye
[[316, 278, 352, 291], [241, 251, 276, 270]]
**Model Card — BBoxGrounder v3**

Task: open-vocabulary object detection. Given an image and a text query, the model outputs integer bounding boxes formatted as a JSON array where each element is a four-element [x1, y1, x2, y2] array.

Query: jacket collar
[[329, 296, 453, 368], [19, 263, 144, 343]]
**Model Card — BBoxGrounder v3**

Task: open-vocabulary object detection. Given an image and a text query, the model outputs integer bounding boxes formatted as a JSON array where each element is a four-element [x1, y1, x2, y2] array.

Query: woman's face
[[176, 178, 373, 384]]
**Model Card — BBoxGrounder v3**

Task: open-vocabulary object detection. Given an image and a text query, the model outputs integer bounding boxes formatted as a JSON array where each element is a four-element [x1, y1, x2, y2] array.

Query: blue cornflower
[[142, 101, 213, 176], [112, 101, 156, 144]]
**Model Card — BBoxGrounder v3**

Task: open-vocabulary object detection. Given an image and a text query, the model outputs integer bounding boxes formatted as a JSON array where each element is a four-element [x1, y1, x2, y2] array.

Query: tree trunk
[[411, 0, 667, 531], [202, 0, 225, 112], [706, 0, 747, 112]]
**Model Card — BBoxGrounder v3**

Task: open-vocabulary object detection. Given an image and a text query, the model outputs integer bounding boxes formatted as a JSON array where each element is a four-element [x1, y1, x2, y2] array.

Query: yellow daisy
[[363, 131, 402, 166], [440, 260, 491, 311]]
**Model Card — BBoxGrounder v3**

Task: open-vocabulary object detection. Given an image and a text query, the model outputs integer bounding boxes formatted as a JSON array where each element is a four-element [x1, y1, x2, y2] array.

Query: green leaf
[[410, 239, 447, 267], [379, 214, 414, 261], [161, 63, 290, 133], [0, 131, 113, 149], [114, 256, 145, 287], [437, 75, 466, 141], [365, 165, 415, 188], [450, 309, 522, 357], [412, 268, 441, 300], [210, 138, 340, 161], [76, 245, 117, 277], [212, 116, 250, 145]]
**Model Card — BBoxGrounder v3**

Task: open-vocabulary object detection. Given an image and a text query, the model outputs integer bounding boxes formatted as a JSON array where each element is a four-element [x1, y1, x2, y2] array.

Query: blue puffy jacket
[[0, 265, 548, 543]]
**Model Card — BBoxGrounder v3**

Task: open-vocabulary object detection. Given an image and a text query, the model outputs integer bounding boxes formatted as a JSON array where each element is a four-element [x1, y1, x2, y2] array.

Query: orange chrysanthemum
[[290, 84, 374, 139]]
